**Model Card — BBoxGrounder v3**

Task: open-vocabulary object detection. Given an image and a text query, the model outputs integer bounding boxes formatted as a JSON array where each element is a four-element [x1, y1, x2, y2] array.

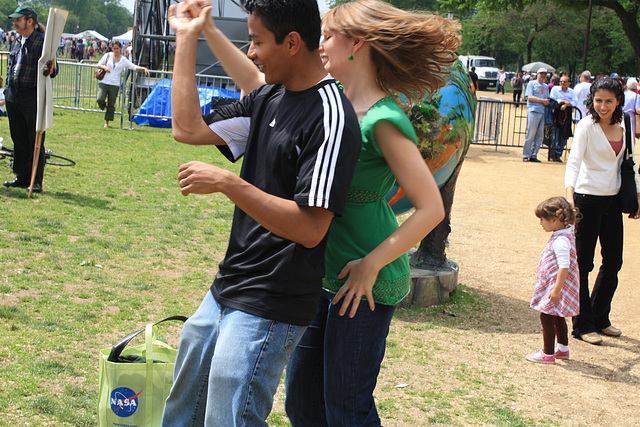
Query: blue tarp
[[133, 78, 241, 128]]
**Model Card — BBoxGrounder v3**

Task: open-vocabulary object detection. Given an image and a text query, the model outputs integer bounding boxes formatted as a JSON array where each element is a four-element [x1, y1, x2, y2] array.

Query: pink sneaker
[[525, 350, 555, 364], [554, 348, 570, 360]]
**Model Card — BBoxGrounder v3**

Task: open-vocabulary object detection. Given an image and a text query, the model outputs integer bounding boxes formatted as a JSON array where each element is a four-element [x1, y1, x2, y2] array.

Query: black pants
[[5, 86, 45, 185], [572, 193, 623, 336], [513, 89, 522, 104]]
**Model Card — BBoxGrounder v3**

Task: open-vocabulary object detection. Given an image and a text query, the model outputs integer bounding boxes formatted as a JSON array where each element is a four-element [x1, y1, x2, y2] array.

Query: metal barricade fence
[[472, 98, 582, 151], [46, 60, 238, 129], [0, 53, 582, 144], [0, 52, 238, 130], [127, 71, 238, 130], [53, 60, 104, 111], [473, 98, 528, 148]]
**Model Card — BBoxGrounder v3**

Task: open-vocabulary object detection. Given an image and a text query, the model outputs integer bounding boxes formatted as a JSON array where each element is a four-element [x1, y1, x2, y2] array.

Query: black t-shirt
[[469, 71, 478, 86], [204, 79, 361, 326]]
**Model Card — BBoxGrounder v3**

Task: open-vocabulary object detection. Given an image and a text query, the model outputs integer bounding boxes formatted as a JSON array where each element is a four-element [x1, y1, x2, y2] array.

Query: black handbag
[[619, 114, 639, 214]]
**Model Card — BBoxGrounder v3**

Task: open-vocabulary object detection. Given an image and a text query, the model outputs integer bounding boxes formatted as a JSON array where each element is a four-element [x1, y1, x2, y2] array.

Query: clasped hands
[[168, 0, 214, 35]]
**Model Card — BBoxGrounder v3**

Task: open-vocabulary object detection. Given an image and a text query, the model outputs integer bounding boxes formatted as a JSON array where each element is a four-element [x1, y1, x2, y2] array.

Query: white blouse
[[565, 116, 640, 195], [97, 53, 138, 87]]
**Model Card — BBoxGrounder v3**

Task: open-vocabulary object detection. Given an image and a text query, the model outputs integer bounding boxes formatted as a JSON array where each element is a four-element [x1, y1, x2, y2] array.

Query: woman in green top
[[174, 0, 460, 424], [285, 3, 459, 426]]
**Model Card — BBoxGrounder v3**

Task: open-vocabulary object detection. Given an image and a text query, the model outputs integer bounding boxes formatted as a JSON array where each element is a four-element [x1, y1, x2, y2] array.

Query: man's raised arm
[[182, 0, 265, 94], [168, 3, 225, 146]]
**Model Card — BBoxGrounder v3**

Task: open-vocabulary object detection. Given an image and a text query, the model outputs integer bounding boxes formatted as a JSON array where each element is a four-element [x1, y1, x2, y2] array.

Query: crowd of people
[[58, 38, 133, 61], [2, 31, 132, 62], [517, 68, 640, 164]]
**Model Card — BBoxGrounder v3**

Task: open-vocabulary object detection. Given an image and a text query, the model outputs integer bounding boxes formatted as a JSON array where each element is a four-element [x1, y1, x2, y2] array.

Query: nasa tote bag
[[98, 316, 187, 427]]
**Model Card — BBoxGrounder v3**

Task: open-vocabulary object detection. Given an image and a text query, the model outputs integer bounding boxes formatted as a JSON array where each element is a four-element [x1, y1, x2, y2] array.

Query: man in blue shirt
[[523, 68, 550, 162]]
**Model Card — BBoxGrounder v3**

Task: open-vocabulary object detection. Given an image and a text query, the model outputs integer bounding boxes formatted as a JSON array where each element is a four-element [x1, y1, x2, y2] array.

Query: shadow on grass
[[555, 334, 640, 385], [395, 284, 539, 335], [396, 285, 640, 386], [49, 190, 115, 209], [0, 188, 33, 199]]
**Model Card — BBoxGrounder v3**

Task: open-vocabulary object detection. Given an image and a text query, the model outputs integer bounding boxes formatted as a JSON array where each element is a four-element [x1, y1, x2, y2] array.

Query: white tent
[[113, 29, 132, 43], [73, 30, 108, 41]]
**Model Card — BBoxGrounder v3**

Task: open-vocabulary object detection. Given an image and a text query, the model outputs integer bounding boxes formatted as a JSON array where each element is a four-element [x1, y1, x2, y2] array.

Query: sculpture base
[[398, 260, 459, 308]]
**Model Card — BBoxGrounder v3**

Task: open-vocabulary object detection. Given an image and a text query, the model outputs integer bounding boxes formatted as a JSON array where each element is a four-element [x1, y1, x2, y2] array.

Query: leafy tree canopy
[[0, 0, 132, 39], [440, 0, 640, 75]]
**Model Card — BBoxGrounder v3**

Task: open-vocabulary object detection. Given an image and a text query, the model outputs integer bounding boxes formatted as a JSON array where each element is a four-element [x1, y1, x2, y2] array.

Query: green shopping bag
[[98, 316, 187, 427]]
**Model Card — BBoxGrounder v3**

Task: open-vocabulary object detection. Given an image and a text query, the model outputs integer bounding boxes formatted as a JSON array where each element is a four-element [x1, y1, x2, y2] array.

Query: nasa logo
[[110, 387, 142, 417]]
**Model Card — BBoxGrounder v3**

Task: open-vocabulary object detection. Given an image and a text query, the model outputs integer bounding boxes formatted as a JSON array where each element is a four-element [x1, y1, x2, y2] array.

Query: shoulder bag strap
[[624, 113, 633, 160], [107, 315, 188, 362]]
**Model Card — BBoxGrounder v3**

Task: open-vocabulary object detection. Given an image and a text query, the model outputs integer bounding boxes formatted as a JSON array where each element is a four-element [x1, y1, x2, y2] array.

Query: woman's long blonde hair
[[323, 0, 461, 104]]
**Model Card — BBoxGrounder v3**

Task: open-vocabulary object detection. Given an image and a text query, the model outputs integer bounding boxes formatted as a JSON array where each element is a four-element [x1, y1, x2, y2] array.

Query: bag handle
[[107, 315, 188, 362], [624, 113, 633, 160]]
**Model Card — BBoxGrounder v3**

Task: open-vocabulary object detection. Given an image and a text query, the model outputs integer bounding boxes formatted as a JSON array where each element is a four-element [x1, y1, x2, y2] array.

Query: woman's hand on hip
[[332, 258, 378, 318]]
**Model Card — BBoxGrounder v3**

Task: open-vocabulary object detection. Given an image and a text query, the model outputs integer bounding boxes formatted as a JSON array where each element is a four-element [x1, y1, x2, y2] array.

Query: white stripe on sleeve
[[309, 83, 346, 208]]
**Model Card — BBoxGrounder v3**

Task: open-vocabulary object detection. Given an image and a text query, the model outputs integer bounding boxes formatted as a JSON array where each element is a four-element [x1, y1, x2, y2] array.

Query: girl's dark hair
[[535, 196, 580, 227], [113, 41, 122, 48], [241, 0, 321, 51], [586, 77, 624, 124]]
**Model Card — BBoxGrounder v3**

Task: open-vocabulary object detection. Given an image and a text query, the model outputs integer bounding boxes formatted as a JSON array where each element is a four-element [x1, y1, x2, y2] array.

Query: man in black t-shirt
[[469, 66, 479, 93], [162, 0, 361, 425]]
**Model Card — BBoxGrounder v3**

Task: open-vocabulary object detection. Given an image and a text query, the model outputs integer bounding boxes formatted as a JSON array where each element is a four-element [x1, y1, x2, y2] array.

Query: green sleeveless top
[[323, 97, 416, 305]]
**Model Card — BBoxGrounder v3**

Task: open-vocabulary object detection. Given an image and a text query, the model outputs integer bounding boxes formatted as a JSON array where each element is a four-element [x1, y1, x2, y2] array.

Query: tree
[[0, 0, 132, 39], [440, 0, 640, 75], [458, 3, 636, 76]]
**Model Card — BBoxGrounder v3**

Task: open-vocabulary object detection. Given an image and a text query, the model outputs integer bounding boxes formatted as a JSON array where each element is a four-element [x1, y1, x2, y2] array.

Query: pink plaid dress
[[530, 227, 580, 317]]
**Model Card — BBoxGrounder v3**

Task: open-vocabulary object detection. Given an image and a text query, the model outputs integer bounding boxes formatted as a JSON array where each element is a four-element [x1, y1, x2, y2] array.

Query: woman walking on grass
[[96, 41, 149, 128]]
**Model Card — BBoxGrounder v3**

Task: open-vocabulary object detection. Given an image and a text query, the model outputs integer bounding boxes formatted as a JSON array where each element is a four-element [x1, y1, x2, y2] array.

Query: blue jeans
[[161, 291, 306, 427], [523, 111, 545, 159], [550, 127, 568, 159], [285, 290, 395, 427]]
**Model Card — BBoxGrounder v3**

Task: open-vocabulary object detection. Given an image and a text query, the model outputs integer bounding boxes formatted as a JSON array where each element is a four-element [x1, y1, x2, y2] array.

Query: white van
[[458, 55, 500, 91]]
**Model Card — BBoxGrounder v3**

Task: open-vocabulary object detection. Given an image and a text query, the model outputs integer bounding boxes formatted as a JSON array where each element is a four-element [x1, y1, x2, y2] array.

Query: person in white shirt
[[96, 41, 149, 128], [623, 77, 639, 137], [573, 70, 591, 122], [496, 68, 506, 94], [549, 76, 578, 161], [565, 77, 640, 345]]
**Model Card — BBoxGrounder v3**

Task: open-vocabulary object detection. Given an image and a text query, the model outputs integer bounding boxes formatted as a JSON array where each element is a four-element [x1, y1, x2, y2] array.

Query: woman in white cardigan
[[565, 77, 640, 345]]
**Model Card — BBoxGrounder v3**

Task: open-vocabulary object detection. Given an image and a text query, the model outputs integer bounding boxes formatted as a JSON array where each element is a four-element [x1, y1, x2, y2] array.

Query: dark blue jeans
[[285, 290, 396, 427], [550, 127, 568, 160], [572, 193, 623, 336]]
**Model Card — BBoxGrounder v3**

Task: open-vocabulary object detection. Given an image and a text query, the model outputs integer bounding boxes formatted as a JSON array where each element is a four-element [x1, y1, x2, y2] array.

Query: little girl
[[527, 196, 580, 364]]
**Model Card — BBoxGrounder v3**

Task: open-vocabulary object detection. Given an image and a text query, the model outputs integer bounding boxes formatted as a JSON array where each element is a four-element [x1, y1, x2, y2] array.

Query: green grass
[[0, 110, 548, 426]]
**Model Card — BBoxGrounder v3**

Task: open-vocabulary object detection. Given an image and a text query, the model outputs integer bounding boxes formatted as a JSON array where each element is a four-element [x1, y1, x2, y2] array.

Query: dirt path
[[440, 144, 640, 424]]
